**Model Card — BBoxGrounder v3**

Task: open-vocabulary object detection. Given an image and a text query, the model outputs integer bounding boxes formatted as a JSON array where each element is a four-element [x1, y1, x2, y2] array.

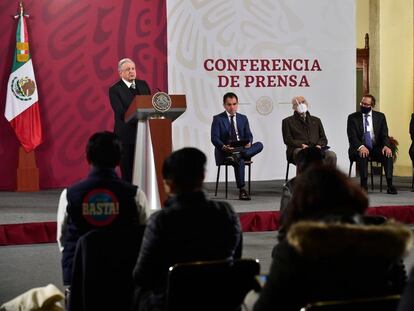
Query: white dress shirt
[[122, 78, 134, 89]]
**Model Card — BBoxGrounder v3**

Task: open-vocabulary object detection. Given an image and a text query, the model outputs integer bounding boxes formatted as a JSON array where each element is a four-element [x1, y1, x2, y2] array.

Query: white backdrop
[[167, 0, 355, 182]]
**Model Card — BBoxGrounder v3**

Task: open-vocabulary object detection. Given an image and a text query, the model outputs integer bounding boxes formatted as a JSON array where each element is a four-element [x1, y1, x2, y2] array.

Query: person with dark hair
[[132, 147, 242, 311], [254, 166, 412, 311], [347, 94, 397, 194], [282, 96, 337, 166], [278, 146, 324, 239], [211, 92, 263, 200], [109, 58, 151, 183], [58, 131, 149, 289]]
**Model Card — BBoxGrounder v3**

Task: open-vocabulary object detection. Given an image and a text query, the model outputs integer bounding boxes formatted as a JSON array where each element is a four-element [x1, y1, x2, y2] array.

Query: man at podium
[[109, 58, 150, 183], [211, 92, 263, 200]]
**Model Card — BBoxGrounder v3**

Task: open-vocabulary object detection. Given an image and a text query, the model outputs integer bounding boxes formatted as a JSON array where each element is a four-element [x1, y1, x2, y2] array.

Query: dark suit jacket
[[282, 112, 328, 162], [211, 111, 253, 165], [108, 79, 150, 144], [347, 110, 390, 157]]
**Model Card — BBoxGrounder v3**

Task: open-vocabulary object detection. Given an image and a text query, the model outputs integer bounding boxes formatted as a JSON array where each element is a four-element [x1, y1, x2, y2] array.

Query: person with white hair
[[109, 58, 150, 183]]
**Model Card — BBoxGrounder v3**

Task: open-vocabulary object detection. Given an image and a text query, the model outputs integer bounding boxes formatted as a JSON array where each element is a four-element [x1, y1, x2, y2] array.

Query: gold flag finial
[[14, 0, 29, 19]]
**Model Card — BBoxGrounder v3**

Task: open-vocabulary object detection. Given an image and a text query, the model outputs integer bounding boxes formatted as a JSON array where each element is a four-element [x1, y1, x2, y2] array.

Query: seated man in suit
[[282, 96, 337, 166], [211, 92, 263, 200], [347, 94, 397, 194]]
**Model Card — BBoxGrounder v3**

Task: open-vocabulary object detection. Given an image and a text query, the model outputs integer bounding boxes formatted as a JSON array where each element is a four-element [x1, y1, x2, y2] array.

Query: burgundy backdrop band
[[1, 206, 414, 246], [0, 1, 167, 190]]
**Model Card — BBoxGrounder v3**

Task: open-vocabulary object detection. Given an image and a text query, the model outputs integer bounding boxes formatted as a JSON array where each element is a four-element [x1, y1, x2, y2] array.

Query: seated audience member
[[60, 131, 149, 288], [347, 94, 397, 194], [211, 92, 263, 200], [282, 96, 337, 166], [397, 267, 414, 311], [132, 147, 242, 311], [254, 166, 412, 311], [278, 146, 323, 239]]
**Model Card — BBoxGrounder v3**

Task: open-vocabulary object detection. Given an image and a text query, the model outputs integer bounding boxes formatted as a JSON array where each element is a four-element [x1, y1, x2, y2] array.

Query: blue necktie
[[230, 115, 237, 142], [363, 114, 373, 149]]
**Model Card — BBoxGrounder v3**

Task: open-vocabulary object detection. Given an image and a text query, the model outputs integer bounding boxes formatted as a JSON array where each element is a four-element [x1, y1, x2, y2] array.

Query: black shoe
[[239, 188, 251, 201], [387, 185, 398, 195]]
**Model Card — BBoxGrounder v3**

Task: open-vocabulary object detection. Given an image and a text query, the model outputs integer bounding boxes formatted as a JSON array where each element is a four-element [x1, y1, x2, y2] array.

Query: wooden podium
[[125, 94, 186, 210]]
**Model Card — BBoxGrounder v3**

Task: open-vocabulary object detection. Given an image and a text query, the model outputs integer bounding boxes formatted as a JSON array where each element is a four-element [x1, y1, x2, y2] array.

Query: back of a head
[[296, 147, 324, 173], [162, 147, 206, 192], [284, 165, 368, 231], [86, 131, 122, 168]]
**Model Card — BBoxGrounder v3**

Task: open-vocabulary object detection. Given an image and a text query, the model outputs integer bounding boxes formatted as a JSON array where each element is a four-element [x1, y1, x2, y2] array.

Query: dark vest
[[62, 167, 138, 285]]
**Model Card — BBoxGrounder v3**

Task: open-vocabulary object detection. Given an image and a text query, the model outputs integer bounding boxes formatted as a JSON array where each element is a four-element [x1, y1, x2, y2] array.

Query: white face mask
[[297, 103, 308, 114]]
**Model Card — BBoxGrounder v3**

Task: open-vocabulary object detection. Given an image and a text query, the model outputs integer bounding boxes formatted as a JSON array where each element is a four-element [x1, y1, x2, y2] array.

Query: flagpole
[[11, 0, 41, 192], [14, 0, 29, 19]]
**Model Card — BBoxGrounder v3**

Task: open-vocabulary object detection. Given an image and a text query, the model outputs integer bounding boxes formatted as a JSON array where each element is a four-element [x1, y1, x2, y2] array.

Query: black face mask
[[360, 106, 371, 114]]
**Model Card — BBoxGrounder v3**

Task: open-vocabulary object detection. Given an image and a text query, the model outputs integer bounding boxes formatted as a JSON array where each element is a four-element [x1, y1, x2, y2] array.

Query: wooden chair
[[166, 258, 260, 311]]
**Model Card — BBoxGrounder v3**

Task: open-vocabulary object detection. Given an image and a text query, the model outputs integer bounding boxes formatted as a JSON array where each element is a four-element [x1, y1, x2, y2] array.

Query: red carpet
[[1, 206, 414, 246]]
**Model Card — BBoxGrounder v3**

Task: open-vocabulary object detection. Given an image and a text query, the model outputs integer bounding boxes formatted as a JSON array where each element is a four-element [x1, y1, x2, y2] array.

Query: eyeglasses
[[360, 102, 372, 107]]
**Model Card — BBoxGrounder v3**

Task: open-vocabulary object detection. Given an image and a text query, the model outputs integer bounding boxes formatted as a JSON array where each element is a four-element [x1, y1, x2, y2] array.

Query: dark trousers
[[231, 142, 263, 189], [121, 143, 135, 183], [350, 146, 394, 187]]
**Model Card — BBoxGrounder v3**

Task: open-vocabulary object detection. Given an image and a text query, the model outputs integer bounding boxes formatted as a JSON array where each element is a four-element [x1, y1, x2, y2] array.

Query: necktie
[[363, 114, 373, 149], [230, 115, 237, 142], [130, 82, 136, 95]]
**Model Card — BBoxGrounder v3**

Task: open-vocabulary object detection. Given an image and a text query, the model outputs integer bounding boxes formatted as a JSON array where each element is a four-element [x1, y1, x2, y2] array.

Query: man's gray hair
[[118, 58, 135, 71]]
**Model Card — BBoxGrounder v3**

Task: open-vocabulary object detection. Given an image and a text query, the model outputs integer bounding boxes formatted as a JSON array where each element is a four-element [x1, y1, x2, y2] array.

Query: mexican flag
[[4, 10, 42, 152]]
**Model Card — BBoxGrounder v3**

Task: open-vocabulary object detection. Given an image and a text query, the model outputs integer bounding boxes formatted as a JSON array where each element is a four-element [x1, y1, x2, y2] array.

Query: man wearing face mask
[[347, 94, 397, 194], [282, 96, 337, 166]]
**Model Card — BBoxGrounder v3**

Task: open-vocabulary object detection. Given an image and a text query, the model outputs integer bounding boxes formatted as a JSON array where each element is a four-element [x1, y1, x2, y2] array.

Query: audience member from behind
[[60, 131, 149, 289], [254, 166, 413, 311], [132, 147, 242, 311], [278, 146, 323, 240]]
